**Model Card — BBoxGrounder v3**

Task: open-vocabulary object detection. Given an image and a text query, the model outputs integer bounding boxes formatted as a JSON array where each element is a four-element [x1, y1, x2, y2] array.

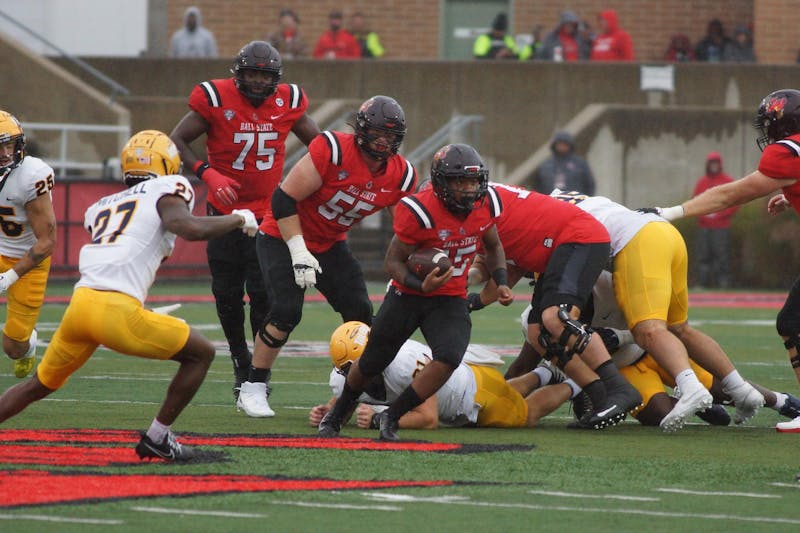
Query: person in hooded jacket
[[169, 6, 218, 58], [589, 9, 633, 61], [537, 11, 592, 61], [529, 131, 596, 195], [722, 26, 756, 63]]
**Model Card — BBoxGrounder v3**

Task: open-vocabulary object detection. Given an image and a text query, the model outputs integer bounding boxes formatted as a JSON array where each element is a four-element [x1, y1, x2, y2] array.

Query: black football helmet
[[353, 95, 406, 161], [430, 143, 489, 216], [755, 89, 800, 151], [231, 41, 282, 104]]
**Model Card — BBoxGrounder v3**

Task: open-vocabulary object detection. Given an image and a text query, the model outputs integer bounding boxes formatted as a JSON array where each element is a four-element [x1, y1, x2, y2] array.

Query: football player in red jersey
[[644, 89, 800, 432], [467, 183, 643, 429], [319, 143, 513, 441], [236, 95, 417, 418], [170, 41, 320, 404]]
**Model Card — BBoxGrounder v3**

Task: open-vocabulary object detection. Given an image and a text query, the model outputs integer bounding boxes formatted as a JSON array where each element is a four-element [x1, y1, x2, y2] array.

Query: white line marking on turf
[[528, 490, 659, 502], [770, 483, 800, 489], [656, 488, 781, 498], [362, 493, 800, 525], [0, 514, 123, 524], [131, 506, 266, 518], [268, 501, 401, 511]]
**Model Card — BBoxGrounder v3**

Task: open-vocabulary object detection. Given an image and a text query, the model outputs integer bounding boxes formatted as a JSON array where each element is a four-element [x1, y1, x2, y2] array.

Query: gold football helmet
[[329, 321, 370, 370], [0, 110, 26, 174], [120, 130, 182, 186]]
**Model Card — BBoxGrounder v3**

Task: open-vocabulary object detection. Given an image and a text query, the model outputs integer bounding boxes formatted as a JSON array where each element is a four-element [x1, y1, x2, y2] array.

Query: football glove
[[0, 269, 19, 295], [286, 235, 322, 288], [232, 209, 258, 237], [196, 163, 240, 206]]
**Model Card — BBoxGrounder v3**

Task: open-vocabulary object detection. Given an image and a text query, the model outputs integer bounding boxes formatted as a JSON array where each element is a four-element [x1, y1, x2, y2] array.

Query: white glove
[[0, 269, 19, 294], [232, 209, 258, 237], [286, 235, 321, 288]]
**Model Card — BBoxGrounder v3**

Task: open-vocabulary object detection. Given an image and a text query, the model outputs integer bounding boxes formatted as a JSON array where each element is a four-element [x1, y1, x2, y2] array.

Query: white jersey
[[520, 270, 645, 368], [0, 156, 54, 258], [329, 339, 480, 426], [75, 175, 195, 303], [550, 190, 664, 256]]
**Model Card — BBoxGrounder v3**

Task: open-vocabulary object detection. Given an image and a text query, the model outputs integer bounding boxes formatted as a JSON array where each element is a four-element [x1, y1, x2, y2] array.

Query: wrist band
[[467, 292, 486, 311], [491, 267, 508, 286], [192, 160, 209, 178]]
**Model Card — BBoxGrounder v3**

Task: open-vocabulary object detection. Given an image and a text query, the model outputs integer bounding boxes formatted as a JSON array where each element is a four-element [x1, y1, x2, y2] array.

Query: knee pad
[[556, 304, 592, 356], [538, 327, 572, 368], [258, 319, 295, 348]]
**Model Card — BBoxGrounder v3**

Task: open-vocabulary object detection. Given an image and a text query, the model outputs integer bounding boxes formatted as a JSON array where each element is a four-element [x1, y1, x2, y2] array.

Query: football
[[406, 247, 451, 279]]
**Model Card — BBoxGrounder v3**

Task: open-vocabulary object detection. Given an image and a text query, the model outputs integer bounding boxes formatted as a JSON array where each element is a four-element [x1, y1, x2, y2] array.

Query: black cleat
[[779, 393, 800, 419], [318, 411, 343, 438], [696, 403, 731, 426], [567, 403, 628, 430], [377, 411, 400, 441], [135, 432, 196, 462]]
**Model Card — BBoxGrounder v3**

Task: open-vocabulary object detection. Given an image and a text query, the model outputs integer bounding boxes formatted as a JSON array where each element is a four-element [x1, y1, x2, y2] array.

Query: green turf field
[[1, 282, 799, 532]]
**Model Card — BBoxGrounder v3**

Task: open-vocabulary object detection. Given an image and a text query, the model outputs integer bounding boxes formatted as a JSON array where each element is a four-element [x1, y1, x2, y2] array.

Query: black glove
[[593, 327, 620, 353], [467, 292, 486, 312], [636, 207, 661, 216]]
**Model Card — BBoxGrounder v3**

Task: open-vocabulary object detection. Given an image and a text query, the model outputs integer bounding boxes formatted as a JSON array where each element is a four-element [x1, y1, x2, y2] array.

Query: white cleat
[[660, 385, 713, 432], [236, 381, 275, 418], [776, 415, 800, 433], [726, 382, 765, 425]]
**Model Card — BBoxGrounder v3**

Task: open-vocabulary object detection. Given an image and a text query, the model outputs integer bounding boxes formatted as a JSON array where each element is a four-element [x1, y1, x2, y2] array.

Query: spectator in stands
[[664, 34, 695, 62], [473, 12, 518, 60], [349, 12, 384, 58], [313, 10, 361, 59], [169, 6, 218, 58], [529, 131, 596, 195], [519, 24, 544, 61], [722, 25, 756, 63], [266, 8, 308, 59], [691, 152, 739, 288], [695, 19, 730, 62], [589, 10, 633, 61], [537, 11, 592, 61]]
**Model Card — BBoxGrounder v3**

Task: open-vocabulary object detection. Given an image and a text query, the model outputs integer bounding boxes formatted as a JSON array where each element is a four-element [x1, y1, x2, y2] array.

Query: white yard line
[[130, 506, 266, 518], [0, 514, 123, 525], [528, 490, 659, 502], [656, 488, 781, 498]]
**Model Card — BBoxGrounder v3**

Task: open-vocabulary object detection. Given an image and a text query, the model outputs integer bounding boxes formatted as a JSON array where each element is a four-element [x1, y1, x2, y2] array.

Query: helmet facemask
[[353, 96, 406, 161]]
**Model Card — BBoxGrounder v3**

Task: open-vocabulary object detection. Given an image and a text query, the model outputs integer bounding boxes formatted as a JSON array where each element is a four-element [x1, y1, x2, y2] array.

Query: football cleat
[[236, 381, 275, 417], [696, 403, 731, 426], [660, 385, 713, 432], [318, 411, 343, 438], [725, 382, 765, 424], [776, 415, 800, 433], [778, 393, 800, 419], [567, 403, 628, 430], [12, 329, 37, 379], [135, 431, 196, 462], [377, 411, 400, 441]]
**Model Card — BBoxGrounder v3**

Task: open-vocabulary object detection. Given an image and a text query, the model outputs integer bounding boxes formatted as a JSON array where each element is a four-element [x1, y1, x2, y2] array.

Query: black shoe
[[567, 403, 628, 430], [377, 411, 400, 441], [318, 411, 343, 438], [135, 431, 196, 462], [779, 393, 800, 419], [696, 403, 731, 426], [570, 390, 594, 420]]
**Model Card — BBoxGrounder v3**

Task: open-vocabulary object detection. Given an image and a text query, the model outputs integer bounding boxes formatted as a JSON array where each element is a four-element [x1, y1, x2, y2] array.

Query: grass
[[1, 282, 799, 532]]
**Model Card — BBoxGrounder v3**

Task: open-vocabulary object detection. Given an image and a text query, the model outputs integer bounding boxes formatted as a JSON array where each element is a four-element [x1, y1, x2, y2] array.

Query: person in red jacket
[[313, 10, 360, 59], [589, 10, 633, 61], [692, 152, 739, 288]]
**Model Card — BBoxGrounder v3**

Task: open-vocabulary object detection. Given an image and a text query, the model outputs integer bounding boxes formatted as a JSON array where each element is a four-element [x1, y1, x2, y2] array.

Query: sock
[[595, 360, 628, 392], [772, 392, 788, 411], [146, 418, 170, 443], [329, 381, 362, 421], [564, 378, 582, 399], [232, 352, 252, 371], [386, 385, 423, 421], [720, 370, 745, 392], [674, 368, 703, 393], [248, 366, 271, 383], [583, 379, 607, 410], [533, 366, 553, 386]]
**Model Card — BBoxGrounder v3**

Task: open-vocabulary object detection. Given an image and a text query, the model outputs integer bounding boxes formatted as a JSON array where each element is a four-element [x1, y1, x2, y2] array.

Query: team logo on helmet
[[767, 96, 787, 119]]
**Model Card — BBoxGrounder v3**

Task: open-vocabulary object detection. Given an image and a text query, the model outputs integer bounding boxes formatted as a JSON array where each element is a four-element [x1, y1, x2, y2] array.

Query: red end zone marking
[[0, 470, 452, 508]]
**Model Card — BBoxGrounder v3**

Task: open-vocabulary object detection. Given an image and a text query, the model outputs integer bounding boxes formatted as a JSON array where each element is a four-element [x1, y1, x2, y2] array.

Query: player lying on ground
[[309, 322, 581, 430]]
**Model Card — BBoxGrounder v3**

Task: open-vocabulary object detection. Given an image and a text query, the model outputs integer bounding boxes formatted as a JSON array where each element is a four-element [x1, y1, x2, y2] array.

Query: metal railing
[[0, 9, 130, 103], [405, 114, 484, 173], [22, 122, 131, 179]]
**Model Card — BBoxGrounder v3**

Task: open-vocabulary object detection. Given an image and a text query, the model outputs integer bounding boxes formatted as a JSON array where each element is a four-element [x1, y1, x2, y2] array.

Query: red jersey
[[391, 185, 503, 298], [259, 131, 417, 253], [492, 183, 609, 273], [758, 134, 800, 213], [189, 78, 309, 217]]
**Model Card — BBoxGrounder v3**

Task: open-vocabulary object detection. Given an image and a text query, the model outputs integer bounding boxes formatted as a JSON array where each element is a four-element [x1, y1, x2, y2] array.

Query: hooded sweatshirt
[[590, 10, 633, 61], [693, 152, 739, 229], [530, 131, 596, 195], [170, 6, 218, 58]]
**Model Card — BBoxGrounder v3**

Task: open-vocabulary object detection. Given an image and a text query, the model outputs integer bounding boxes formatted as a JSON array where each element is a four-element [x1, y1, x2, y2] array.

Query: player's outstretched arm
[[157, 194, 253, 241]]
